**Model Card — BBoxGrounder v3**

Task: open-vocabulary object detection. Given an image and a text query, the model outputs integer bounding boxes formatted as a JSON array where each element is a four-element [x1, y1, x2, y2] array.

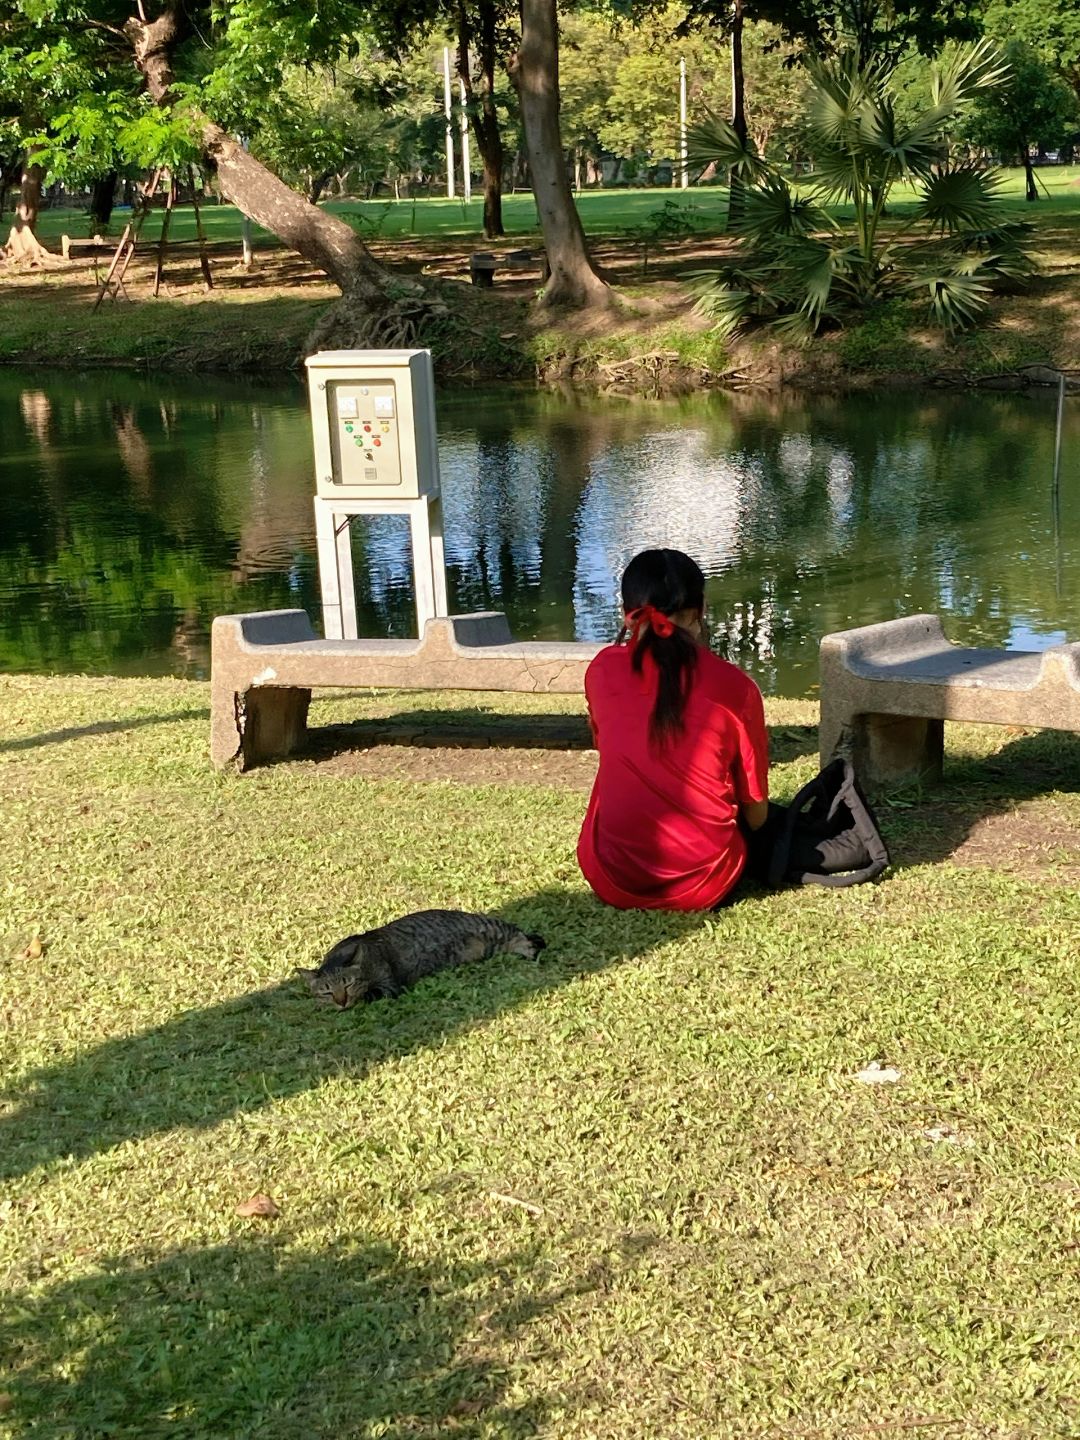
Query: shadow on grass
[[0, 891, 702, 1186], [306, 709, 594, 757], [880, 729, 1080, 871], [767, 723, 819, 765], [2, 1228, 625, 1435], [4, 734, 1071, 1187], [301, 711, 818, 764], [0, 708, 209, 753]]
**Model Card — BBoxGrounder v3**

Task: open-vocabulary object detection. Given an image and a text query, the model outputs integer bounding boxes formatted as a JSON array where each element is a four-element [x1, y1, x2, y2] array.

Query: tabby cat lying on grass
[[297, 909, 546, 1009]]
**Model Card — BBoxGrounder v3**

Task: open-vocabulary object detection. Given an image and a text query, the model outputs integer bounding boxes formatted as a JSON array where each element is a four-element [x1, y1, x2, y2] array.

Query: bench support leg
[[240, 686, 311, 769], [850, 713, 944, 789]]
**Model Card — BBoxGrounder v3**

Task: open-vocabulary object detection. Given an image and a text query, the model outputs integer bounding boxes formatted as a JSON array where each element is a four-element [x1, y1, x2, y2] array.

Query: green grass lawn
[[2, 676, 1079, 1437], [32, 165, 1080, 247], [32, 187, 728, 247], [15, 165, 1079, 385]]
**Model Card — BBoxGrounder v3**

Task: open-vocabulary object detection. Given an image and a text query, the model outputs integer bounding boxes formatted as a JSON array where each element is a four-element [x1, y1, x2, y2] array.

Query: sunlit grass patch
[[1, 676, 1078, 1437]]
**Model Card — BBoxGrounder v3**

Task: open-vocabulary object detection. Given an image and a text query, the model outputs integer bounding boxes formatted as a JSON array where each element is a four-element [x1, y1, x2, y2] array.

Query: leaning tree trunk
[[458, 0, 505, 240], [511, 0, 610, 308], [3, 149, 53, 262], [124, 6, 392, 303]]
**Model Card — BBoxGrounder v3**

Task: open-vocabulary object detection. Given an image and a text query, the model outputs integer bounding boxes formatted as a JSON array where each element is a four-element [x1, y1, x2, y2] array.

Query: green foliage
[[961, 41, 1080, 168], [685, 112, 772, 184], [34, 96, 202, 180], [630, 197, 702, 274], [733, 172, 830, 240], [560, 7, 805, 174], [245, 61, 393, 199], [0, 0, 446, 197], [982, 0, 1080, 88], [689, 27, 1033, 338], [637, 197, 702, 241], [693, 0, 987, 63], [832, 295, 912, 366]]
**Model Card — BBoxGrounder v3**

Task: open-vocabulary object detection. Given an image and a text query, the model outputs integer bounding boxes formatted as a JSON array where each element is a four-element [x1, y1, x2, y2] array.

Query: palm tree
[[687, 38, 1033, 338]]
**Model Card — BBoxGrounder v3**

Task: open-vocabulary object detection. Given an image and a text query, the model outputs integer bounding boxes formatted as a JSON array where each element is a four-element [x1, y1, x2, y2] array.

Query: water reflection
[[0, 371, 1075, 694]]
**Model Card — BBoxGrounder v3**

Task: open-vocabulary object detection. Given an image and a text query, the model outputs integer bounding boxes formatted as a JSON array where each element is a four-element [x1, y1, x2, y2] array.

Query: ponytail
[[619, 549, 706, 748]]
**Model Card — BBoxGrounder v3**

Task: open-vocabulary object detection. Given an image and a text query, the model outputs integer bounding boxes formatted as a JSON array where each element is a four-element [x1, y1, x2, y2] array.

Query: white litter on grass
[[854, 1061, 902, 1084], [922, 1125, 974, 1149]]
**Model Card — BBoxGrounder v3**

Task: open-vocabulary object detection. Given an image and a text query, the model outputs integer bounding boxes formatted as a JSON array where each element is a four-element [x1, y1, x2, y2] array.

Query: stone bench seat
[[819, 614, 1080, 787], [211, 608, 601, 769], [468, 249, 550, 287]]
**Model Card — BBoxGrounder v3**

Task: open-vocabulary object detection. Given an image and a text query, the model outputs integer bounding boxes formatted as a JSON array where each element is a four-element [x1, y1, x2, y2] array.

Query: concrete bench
[[211, 608, 601, 769], [60, 234, 108, 260], [820, 614, 1080, 788], [468, 248, 549, 287]]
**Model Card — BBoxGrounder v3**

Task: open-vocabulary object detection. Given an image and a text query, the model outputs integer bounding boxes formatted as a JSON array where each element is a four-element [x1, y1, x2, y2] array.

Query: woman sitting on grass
[[577, 547, 770, 911]]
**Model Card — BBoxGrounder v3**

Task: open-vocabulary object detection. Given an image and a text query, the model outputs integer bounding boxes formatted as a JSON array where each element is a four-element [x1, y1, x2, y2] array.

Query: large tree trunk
[[3, 149, 54, 262], [1022, 148, 1038, 202], [124, 6, 391, 300], [0, 155, 20, 220], [309, 168, 335, 205], [89, 172, 118, 231], [511, 0, 610, 308], [727, 0, 747, 230], [458, 0, 505, 240]]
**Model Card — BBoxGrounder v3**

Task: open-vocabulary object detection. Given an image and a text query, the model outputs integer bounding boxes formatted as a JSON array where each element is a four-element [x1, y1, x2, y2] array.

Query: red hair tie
[[625, 604, 676, 644]]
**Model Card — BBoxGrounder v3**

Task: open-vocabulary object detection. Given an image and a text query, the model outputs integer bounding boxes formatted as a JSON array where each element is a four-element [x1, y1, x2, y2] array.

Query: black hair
[[619, 548, 706, 746]]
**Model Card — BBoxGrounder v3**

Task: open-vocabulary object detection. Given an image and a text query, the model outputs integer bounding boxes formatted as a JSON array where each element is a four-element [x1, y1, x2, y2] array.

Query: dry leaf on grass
[[22, 935, 43, 960], [0, 1393, 13, 1414], [449, 1398, 488, 1417], [235, 1193, 280, 1218], [489, 1190, 543, 1216]]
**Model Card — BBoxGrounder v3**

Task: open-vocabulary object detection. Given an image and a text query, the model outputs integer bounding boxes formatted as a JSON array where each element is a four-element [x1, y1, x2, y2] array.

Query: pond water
[[1, 369, 1076, 697]]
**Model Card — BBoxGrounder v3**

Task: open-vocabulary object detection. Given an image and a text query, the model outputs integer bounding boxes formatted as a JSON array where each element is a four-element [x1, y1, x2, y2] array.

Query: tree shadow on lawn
[[0, 892, 703, 1186], [2, 1228, 616, 1436], [4, 733, 1070, 1187], [0, 708, 209, 754], [877, 729, 1080, 872]]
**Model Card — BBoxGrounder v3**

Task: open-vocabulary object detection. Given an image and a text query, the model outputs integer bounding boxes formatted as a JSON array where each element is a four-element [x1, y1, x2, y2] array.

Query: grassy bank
[[2, 676, 1079, 1437], [3, 171, 1080, 387]]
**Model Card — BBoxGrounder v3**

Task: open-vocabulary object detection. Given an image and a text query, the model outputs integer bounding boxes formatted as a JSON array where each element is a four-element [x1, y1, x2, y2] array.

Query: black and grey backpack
[[767, 757, 890, 889]]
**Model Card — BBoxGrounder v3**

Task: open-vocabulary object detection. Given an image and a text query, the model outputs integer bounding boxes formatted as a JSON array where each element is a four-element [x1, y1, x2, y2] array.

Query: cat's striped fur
[[297, 909, 545, 1009]]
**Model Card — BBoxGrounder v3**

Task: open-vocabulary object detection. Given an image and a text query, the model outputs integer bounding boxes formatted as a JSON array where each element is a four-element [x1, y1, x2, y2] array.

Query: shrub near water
[[1, 676, 1079, 1437], [689, 40, 1034, 341]]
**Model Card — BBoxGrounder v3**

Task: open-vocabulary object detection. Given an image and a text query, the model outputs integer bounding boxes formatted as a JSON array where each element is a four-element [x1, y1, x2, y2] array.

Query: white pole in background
[[443, 48, 455, 199], [680, 57, 689, 189], [460, 78, 472, 203]]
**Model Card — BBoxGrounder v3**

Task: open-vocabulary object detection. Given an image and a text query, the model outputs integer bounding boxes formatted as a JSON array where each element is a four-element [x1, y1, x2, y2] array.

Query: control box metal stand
[[306, 348, 449, 639]]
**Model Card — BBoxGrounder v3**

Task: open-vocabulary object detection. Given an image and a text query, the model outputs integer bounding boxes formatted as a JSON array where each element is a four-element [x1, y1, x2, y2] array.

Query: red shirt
[[577, 644, 769, 910]]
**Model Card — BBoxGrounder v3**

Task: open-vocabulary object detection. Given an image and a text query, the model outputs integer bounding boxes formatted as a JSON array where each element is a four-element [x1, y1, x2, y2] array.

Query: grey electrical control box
[[305, 349, 441, 500]]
